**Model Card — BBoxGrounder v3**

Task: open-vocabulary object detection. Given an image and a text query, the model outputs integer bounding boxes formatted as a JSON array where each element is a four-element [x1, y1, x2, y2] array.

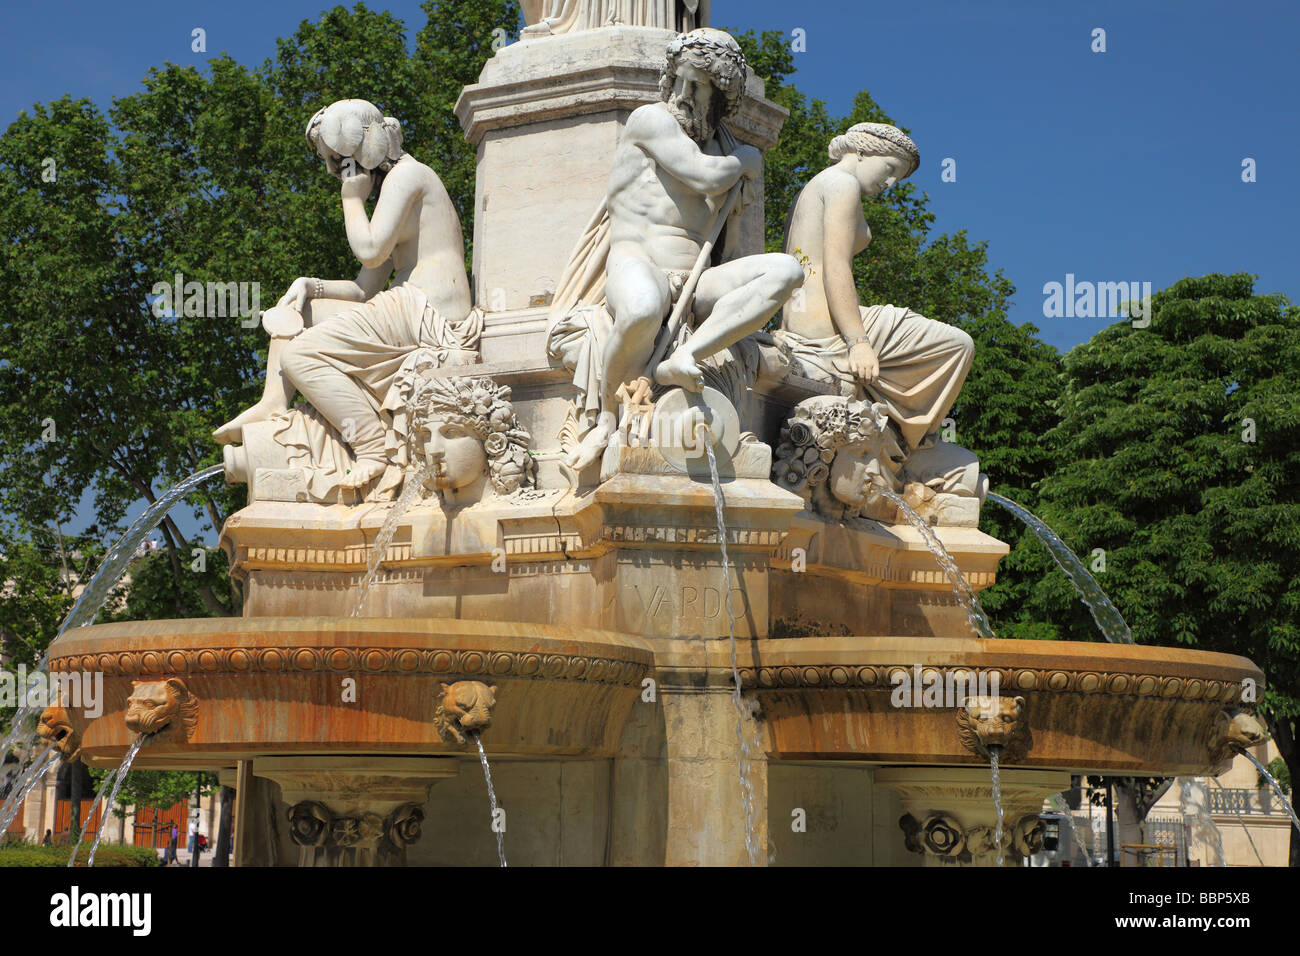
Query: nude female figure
[[214, 99, 476, 489]]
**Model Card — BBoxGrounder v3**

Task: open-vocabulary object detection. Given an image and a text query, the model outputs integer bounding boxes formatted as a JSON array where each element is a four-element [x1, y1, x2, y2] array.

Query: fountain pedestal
[[252, 756, 459, 867], [877, 767, 1068, 867]]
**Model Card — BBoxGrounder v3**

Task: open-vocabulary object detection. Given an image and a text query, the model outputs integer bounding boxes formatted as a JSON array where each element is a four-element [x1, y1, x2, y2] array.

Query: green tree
[[1030, 273, 1300, 863]]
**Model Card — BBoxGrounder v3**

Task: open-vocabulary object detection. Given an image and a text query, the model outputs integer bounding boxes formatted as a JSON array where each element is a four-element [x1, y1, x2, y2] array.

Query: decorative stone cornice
[[738, 662, 1247, 704], [49, 645, 649, 688]]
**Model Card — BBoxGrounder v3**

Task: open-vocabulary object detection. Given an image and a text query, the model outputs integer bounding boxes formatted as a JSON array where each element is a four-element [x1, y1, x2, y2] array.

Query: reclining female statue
[[214, 99, 481, 497]]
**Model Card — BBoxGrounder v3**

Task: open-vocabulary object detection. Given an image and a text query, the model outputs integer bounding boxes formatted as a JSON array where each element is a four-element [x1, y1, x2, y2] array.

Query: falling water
[[0, 745, 57, 835], [472, 734, 507, 867], [352, 462, 435, 617], [701, 430, 761, 867], [1046, 794, 1093, 866], [990, 746, 1004, 866], [1209, 778, 1265, 867], [84, 735, 146, 866], [66, 760, 121, 866], [870, 481, 997, 640], [1177, 777, 1226, 866], [985, 492, 1133, 644], [1, 465, 225, 765], [1236, 747, 1300, 837]]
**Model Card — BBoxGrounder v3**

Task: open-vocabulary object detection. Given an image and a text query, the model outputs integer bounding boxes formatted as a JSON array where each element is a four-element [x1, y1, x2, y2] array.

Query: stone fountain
[[44, 10, 1264, 867]]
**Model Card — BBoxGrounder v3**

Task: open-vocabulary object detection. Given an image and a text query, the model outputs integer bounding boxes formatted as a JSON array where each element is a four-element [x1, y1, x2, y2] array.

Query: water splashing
[[1177, 777, 1226, 866], [1, 465, 225, 765], [701, 428, 761, 867], [870, 481, 997, 640], [1235, 747, 1300, 836], [1046, 794, 1093, 866], [0, 745, 57, 835], [990, 745, 1004, 866], [352, 462, 436, 617], [985, 492, 1133, 644], [472, 733, 507, 867]]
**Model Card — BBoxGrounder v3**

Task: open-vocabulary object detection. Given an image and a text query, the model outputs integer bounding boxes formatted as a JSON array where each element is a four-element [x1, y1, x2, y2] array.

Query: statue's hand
[[340, 168, 373, 200], [848, 341, 879, 386], [736, 144, 763, 181], [277, 277, 313, 313]]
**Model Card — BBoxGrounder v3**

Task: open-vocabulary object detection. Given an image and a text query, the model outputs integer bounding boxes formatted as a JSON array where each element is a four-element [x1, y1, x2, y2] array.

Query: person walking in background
[[165, 823, 178, 865]]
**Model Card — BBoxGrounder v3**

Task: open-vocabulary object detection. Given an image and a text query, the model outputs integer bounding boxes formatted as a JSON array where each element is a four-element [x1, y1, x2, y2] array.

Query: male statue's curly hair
[[658, 28, 749, 124]]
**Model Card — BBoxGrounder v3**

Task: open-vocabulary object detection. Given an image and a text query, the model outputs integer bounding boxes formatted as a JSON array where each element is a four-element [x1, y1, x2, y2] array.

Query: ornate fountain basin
[[46, 618, 654, 768], [715, 636, 1263, 776]]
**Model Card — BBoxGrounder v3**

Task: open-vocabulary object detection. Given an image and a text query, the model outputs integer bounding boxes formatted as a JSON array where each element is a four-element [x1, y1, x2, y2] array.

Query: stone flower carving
[[287, 801, 332, 847], [956, 695, 1033, 765], [386, 804, 425, 849], [900, 812, 965, 858], [124, 678, 198, 742], [1013, 814, 1047, 857], [772, 396, 904, 520], [435, 680, 498, 746]]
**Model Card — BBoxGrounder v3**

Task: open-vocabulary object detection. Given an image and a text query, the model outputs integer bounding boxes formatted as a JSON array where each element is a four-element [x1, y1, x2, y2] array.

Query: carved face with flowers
[[405, 375, 535, 505], [772, 396, 904, 519]]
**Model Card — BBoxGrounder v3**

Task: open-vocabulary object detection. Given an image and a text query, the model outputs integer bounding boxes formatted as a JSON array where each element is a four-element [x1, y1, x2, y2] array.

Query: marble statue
[[779, 123, 981, 499], [402, 374, 536, 508], [521, 0, 709, 38], [772, 395, 904, 519], [548, 29, 804, 470], [215, 99, 481, 499]]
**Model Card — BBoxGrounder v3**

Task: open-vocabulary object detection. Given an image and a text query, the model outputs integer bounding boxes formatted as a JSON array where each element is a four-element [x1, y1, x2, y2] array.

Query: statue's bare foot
[[342, 457, 386, 489], [213, 400, 282, 445], [653, 350, 705, 392], [568, 412, 617, 471]]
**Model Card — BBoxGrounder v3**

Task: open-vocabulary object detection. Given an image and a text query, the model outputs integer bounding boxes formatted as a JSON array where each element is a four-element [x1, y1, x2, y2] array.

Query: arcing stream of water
[[1045, 794, 1093, 866], [85, 734, 147, 866], [1209, 777, 1266, 867], [352, 461, 436, 617], [0, 745, 57, 835], [0, 465, 222, 841], [701, 431, 761, 867], [1235, 747, 1300, 837], [473, 733, 507, 867], [985, 492, 1133, 644], [870, 482, 998, 640], [0, 465, 226, 767], [1178, 777, 1226, 866]]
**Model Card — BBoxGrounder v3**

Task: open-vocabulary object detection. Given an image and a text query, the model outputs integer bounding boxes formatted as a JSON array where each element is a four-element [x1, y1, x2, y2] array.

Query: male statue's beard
[[667, 96, 715, 146]]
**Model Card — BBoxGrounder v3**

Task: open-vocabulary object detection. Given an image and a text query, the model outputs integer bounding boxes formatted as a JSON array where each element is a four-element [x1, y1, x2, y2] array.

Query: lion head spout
[[37, 706, 81, 761], [124, 678, 198, 741], [956, 695, 1032, 764], [434, 681, 497, 746]]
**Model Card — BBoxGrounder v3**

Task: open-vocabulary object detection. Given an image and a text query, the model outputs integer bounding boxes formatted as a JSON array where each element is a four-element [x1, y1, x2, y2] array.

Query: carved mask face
[[828, 438, 881, 509], [669, 62, 719, 145], [420, 415, 487, 493]]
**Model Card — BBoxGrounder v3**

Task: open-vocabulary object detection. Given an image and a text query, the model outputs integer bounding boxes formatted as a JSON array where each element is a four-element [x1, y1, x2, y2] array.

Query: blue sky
[[3, 0, 1295, 540]]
